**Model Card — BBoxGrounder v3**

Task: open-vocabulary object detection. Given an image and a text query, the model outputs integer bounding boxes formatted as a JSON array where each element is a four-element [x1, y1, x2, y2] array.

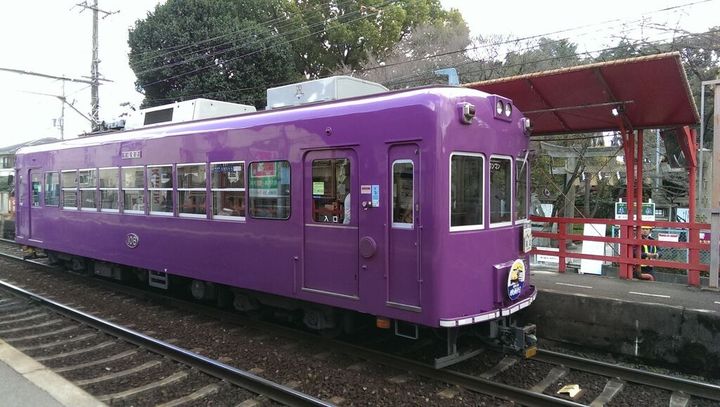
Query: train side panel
[[15, 87, 534, 330]]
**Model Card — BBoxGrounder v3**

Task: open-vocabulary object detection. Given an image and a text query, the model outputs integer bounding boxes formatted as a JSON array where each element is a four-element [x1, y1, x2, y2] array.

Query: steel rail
[[0, 278, 334, 407], [536, 349, 720, 401], [4, 243, 716, 405], [0, 248, 581, 407], [337, 346, 586, 407]]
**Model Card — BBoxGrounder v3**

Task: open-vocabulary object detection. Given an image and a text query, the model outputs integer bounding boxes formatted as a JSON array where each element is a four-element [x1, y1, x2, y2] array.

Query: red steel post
[[688, 128, 700, 286]]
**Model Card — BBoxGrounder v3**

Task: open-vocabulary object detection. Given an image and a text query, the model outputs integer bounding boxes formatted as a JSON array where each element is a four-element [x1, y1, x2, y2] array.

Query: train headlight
[[495, 100, 504, 116], [493, 96, 513, 122]]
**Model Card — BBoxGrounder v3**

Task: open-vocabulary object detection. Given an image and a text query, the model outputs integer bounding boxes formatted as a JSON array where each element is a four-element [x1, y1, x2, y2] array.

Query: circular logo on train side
[[126, 233, 140, 249], [507, 259, 526, 301]]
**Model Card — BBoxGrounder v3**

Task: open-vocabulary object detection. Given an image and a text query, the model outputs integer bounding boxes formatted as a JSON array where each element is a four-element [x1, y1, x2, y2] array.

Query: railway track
[[0, 280, 332, 406], [0, 240, 718, 406]]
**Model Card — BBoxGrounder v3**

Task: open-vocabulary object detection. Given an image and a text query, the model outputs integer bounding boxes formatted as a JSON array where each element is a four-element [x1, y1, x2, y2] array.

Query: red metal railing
[[529, 215, 710, 286]]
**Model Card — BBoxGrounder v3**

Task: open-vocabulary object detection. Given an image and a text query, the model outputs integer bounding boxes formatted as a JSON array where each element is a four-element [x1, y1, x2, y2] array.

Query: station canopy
[[464, 52, 699, 136]]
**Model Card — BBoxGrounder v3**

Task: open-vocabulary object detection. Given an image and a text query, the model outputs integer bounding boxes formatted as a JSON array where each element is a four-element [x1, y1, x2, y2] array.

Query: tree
[[355, 19, 472, 88], [128, 0, 299, 108], [283, 0, 465, 77]]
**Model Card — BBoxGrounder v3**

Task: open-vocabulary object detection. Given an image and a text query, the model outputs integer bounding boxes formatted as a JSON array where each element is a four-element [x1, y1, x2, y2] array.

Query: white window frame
[[515, 158, 528, 222], [44, 172, 60, 207], [489, 155, 513, 228], [148, 164, 174, 216], [391, 159, 414, 230], [98, 166, 120, 213], [61, 169, 79, 210], [30, 172, 42, 208], [449, 152, 485, 232], [177, 162, 207, 219], [78, 168, 98, 212], [122, 166, 146, 215], [211, 161, 245, 221]]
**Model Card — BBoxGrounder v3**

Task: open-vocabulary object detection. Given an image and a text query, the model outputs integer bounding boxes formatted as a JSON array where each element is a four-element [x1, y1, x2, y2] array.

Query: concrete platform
[[0, 340, 105, 407], [519, 264, 720, 376]]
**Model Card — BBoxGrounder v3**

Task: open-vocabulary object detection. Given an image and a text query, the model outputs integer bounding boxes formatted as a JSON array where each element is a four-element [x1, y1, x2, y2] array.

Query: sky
[[0, 0, 717, 148]]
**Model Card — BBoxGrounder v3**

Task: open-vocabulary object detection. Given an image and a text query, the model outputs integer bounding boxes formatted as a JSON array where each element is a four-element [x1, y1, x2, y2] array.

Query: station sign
[[615, 202, 655, 221]]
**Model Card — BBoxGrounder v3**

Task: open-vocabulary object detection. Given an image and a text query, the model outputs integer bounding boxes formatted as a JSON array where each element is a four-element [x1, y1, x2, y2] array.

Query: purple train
[[15, 77, 536, 367]]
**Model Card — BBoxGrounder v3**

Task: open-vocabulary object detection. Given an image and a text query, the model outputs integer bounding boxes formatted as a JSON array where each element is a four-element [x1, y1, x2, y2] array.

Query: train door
[[15, 168, 39, 241], [28, 170, 42, 241], [387, 144, 421, 308], [302, 150, 359, 297]]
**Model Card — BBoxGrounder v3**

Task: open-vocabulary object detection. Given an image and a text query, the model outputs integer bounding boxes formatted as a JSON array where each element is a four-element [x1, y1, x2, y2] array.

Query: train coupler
[[491, 318, 537, 359]]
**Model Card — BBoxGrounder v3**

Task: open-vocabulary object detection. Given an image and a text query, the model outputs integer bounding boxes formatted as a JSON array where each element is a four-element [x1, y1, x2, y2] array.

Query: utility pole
[[74, 1, 117, 131], [58, 81, 66, 139], [0, 67, 107, 138], [91, 0, 99, 131]]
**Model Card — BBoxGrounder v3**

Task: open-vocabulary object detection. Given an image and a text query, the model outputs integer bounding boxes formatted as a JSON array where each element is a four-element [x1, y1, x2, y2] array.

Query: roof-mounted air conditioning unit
[[124, 98, 256, 130], [266, 76, 388, 110]]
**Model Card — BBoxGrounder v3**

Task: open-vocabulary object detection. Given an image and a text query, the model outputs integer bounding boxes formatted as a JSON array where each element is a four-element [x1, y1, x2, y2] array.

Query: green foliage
[[283, 0, 463, 77], [127, 0, 462, 106], [128, 0, 299, 108]]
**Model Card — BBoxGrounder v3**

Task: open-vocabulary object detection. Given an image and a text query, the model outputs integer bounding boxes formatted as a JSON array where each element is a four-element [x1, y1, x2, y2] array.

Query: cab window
[[450, 153, 484, 230], [490, 156, 512, 225], [515, 159, 528, 221]]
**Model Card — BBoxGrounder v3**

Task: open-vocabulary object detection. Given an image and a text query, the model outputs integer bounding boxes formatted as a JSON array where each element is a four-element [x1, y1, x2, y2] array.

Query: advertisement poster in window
[[252, 162, 276, 178]]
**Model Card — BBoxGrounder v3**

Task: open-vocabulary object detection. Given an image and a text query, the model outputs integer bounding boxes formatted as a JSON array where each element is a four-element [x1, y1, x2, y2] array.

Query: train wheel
[[232, 291, 259, 312], [190, 280, 217, 301], [46, 251, 61, 265], [215, 286, 233, 308]]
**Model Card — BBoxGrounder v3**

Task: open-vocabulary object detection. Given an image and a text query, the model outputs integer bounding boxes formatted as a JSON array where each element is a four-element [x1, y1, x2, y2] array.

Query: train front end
[[429, 89, 537, 366]]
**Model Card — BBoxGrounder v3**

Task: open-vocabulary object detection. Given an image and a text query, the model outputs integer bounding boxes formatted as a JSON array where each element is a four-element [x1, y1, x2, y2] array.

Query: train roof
[[16, 85, 490, 155]]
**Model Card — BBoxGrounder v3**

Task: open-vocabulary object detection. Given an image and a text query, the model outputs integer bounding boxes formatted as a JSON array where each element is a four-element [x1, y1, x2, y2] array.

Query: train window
[[211, 162, 245, 220], [61, 170, 78, 210], [490, 157, 512, 226], [516, 159, 528, 221], [78, 169, 97, 211], [148, 165, 173, 215], [450, 153, 484, 230], [122, 166, 145, 214], [311, 159, 349, 224], [392, 160, 413, 227], [99, 167, 119, 212], [177, 163, 207, 217], [31, 173, 41, 207], [248, 161, 291, 220], [44, 172, 60, 206]]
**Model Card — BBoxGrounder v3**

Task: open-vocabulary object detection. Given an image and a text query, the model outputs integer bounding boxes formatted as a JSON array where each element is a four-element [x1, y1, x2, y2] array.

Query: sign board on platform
[[580, 224, 606, 275], [615, 202, 655, 221]]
